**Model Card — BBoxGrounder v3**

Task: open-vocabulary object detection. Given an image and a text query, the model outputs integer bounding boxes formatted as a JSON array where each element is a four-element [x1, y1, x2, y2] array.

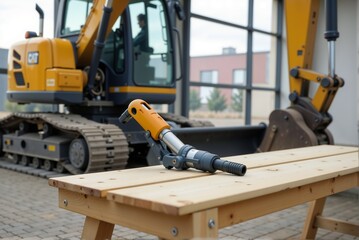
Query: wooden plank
[[218, 173, 358, 228], [59, 189, 200, 239], [314, 216, 359, 237], [49, 145, 357, 197], [49, 166, 209, 197], [301, 198, 327, 240], [108, 152, 359, 215], [225, 145, 358, 169], [81, 216, 114, 240]]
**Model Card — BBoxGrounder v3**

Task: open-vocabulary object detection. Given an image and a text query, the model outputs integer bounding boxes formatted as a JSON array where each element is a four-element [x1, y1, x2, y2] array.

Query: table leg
[[301, 197, 326, 239], [191, 208, 218, 239], [81, 216, 114, 240]]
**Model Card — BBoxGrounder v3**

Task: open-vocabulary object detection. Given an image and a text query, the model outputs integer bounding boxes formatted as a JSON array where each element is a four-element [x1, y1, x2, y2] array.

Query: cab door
[[129, 0, 174, 88]]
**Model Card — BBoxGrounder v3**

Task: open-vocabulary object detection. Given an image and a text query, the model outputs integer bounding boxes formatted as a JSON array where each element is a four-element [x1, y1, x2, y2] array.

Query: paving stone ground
[[0, 167, 358, 240]]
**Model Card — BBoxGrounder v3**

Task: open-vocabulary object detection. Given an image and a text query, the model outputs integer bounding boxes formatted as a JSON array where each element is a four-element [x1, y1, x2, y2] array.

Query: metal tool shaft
[[159, 129, 184, 154]]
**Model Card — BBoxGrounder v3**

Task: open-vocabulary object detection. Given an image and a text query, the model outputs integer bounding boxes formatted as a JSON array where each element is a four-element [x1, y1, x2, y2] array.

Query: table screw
[[63, 199, 68, 206], [208, 219, 215, 229], [171, 227, 178, 236]]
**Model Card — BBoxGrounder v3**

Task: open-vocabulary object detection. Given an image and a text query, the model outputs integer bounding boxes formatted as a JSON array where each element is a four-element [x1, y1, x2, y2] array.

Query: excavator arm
[[76, 0, 129, 67], [285, 0, 320, 96], [259, 0, 344, 151]]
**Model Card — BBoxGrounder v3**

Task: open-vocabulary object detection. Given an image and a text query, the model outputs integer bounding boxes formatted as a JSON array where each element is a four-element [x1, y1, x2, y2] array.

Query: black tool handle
[[324, 0, 339, 41], [213, 159, 247, 176]]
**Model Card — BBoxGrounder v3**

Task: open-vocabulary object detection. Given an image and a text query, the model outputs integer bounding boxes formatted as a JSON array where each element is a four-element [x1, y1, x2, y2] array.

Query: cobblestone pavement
[[0, 168, 358, 240]]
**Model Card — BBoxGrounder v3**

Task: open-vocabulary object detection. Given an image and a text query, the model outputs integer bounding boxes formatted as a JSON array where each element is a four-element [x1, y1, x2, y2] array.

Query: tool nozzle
[[213, 159, 247, 176]]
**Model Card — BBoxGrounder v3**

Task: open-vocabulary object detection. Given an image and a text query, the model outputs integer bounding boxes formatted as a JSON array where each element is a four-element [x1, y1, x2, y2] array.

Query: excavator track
[[160, 112, 214, 127], [0, 112, 129, 174]]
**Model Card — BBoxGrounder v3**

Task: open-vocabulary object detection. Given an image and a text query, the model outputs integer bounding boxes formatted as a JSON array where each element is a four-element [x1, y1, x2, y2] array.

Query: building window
[[200, 70, 218, 103], [187, 0, 282, 125], [233, 69, 246, 86]]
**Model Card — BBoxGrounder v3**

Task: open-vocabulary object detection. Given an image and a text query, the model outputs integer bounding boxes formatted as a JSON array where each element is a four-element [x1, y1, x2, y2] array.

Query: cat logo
[[28, 51, 39, 65]]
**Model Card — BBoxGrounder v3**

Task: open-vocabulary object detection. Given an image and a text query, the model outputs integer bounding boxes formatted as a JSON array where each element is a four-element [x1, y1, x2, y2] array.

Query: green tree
[[207, 88, 227, 112], [189, 90, 201, 111], [24, 103, 54, 112], [5, 101, 54, 113], [231, 89, 244, 113], [5, 101, 25, 112]]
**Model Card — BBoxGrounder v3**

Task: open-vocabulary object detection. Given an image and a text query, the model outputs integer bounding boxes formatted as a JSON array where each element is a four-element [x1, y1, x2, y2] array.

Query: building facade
[[189, 48, 274, 120], [0, 48, 8, 111]]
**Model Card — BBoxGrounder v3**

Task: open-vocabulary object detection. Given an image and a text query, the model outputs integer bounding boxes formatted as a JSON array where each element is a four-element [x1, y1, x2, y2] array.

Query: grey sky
[[0, 0, 275, 55], [0, 0, 54, 48]]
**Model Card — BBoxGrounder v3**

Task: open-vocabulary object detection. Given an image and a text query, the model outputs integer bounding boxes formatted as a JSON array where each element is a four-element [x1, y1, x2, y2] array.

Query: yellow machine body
[[7, 0, 176, 106], [7, 38, 85, 104], [285, 0, 320, 95]]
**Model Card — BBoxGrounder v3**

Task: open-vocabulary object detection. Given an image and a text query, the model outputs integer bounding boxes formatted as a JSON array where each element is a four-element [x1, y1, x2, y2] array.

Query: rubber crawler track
[[0, 112, 129, 174], [160, 112, 214, 127]]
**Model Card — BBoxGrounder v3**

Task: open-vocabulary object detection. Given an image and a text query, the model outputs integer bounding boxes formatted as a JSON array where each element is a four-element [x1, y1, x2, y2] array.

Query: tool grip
[[213, 159, 247, 176]]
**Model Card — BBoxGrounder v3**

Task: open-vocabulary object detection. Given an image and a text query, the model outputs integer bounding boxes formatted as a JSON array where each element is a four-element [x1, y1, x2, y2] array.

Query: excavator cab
[[7, 0, 177, 108], [58, 0, 177, 105]]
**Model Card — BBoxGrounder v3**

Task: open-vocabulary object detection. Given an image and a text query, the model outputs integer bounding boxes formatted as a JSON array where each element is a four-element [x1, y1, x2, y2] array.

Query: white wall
[[281, 0, 358, 146]]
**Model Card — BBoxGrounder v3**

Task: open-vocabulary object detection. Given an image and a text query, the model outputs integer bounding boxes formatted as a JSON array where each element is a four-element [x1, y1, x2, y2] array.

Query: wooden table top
[[49, 145, 359, 216]]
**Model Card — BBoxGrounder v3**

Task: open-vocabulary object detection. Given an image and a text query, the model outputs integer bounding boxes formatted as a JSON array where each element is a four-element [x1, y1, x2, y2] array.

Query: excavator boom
[[259, 0, 344, 151], [76, 0, 129, 67], [285, 0, 320, 96]]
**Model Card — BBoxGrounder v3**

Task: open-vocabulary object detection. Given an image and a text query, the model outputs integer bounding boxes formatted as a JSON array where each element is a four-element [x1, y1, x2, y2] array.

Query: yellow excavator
[[1, 0, 195, 174], [0, 0, 343, 175]]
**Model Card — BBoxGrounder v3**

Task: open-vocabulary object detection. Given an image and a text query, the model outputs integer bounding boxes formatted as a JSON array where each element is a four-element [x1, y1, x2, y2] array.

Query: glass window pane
[[251, 90, 275, 124], [253, 0, 277, 33], [101, 16, 125, 73], [189, 87, 246, 127], [147, 3, 168, 54], [190, 54, 247, 99], [189, 0, 280, 126], [62, 0, 92, 35], [252, 33, 277, 88], [130, 0, 173, 87], [199, 70, 218, 103], [190, 18, 248, 57], [200, 71, 218, 84], [152, 104, 169, 113], [191, 0, 248, 26], [233, 69, 246, 86]]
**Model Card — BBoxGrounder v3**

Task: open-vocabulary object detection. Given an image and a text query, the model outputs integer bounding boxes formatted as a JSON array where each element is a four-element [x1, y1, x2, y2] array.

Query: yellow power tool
[[120, 99, 247, 176]]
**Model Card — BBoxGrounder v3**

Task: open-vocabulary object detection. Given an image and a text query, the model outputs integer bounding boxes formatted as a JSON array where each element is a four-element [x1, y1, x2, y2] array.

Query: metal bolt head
[[63, 199, 68, 206], [208, 219, 215, 229], [171, 227, 178, 236], [271, 125, 278, 132]]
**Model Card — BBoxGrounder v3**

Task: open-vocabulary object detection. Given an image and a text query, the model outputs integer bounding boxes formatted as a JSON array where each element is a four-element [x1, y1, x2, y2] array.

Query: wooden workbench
[[49, 145, 359, 239]]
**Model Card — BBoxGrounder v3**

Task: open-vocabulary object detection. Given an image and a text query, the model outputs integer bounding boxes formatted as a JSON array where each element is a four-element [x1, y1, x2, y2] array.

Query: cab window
[[62, 0, 92, 35], [129, 0, 173, 87]]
